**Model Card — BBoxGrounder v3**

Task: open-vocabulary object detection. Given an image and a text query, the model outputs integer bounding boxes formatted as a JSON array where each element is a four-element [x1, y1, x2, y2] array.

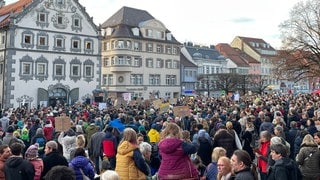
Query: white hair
[[139, 141, 152, 154], [100, 170, 119, 180]]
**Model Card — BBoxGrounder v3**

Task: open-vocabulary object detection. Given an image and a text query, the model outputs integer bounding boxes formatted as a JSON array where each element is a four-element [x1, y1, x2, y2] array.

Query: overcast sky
[[6, 0, 304, 49]]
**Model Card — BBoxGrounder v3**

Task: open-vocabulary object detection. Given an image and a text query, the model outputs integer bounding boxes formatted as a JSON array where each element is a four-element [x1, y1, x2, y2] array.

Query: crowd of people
[[0, 92, 319, 180]]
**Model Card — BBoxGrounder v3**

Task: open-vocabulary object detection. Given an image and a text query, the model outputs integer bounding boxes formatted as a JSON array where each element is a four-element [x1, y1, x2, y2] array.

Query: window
[[146, 43, 153, 52], [55, 64, 64, 76], [134, 42, 141, 51], [156, 59, 163, 68], [157, 44, 163, 53], [103, 57, 109, 67], [102, 74, 107, 85], [37, 63, 46, 75], [146, 59, 153, 68], [24, 35, 31, 44], [70, 37, 81, 52], [172, 47, 178, 55], [84, 39, 94, 53], [133, 57, 141, 67], [149, 74, 160, 85], [0, 64, 3, 74], [36, 10, 49, 28], [57, 16, 63, 24], [39, 36, 46, 46], [53, 35, 65, 51], [116, 40, 125, 49], [107, 74, 113, 85], [56, 39, 63, 47], [130, 74, 143, 85], [39, 13, 46, 22], [22, 62, 32, 75], [166, 75, 176, 85], [146, 29, 153, 37], [71, 64, 80, 76], [1, 35, 4, 44], [166, 60, 172, 68], [173, 61, 178, 69], [85, 66, 92, 77], [166, 46, 172, 54], [71, 13, 82, 32]]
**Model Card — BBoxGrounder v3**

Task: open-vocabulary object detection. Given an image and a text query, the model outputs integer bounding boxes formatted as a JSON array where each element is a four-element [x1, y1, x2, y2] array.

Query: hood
[[148, 129, 158, 135], [274, 157, 294, 170], [117, 141, 137, 155], [158, 138, 182, 154], [105, 131, 113, 138], [6, 157, 23, 168], [70, 156, 90, 168], [86, 125, 96, 131]]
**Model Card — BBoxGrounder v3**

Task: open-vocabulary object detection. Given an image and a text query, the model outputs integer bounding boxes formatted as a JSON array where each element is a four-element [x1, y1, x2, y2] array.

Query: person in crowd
[[115, 127, 149, 179], [90, 126, 106, 174], [70, 134, 86, 160], [255, 130, 271, 180], [58, 128, 77, 162], [29, 119, 42, 141], [213, 126, 236, 158], [197, 129, 213, 166], [314, 131, 320, 149], [269, 136, 291, 165], [69, 147, 95, 180], [205, 147, 227, 180], [43, 120, 54, 141], [287, 121, 300, 159], [267, 143, 297, 180], [306, 119, 318, 136], [43, 165, 75, 180], [0, 144, 11, 180], [158, 123, 198, 179], [241, 122, 255, 161], [41, 140, 68, 179], [2, 125, 15, 145], [191, 155, 206, 180], [139, 141, 152, 178], [4, 142, 35, 180], [25, 143, 43, 180], [259, 116, 274, 134], [147, 124, 160, 144], [273, 125, 286, 140], [100, 170, 120, 180], [295, 134, 320, 179], [102, 126, 117, 170], [31, 128, 47, 158], [85, 122, 98, 160], [21, 127, 30, 148], [230, 149, 258, 180], [217, 156, 232, 180], [294, 130, 309, 157]]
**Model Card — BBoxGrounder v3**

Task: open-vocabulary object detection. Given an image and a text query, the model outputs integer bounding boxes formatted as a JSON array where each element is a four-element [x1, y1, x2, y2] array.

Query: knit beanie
[[25, 143, 39, 159]]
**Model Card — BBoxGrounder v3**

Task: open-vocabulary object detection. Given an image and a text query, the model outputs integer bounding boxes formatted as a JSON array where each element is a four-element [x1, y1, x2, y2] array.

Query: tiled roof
[[184, 45, 225, 61], [0, 0, 33, 28], [234, 48, 260, 64], [101, 6, 154, 28], [237, 36, 276, 54], [215, 43, 250, 67]]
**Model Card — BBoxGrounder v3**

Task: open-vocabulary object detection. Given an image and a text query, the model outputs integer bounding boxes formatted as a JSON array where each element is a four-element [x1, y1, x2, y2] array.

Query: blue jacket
[[69, 156, 95, 180]]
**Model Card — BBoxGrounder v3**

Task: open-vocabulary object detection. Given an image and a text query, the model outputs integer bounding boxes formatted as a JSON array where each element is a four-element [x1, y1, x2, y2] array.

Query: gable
[[14, 0, 98, 35]]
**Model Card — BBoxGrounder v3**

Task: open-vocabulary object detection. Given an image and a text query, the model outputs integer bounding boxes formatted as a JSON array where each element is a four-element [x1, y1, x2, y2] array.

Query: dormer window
[[146, 29, 153, 37], [132, 28, 139, 36], [106, 28, 113, 36], [71, 13, 82, 32]]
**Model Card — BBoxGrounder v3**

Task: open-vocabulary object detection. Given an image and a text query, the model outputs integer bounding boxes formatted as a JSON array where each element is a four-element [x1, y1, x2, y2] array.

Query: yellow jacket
[[115, 141, 146, 180], [147, 129, 160, 143]]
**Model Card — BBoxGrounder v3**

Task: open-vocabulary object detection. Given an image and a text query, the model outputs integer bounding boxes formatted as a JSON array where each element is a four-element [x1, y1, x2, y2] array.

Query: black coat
[[213, 129, 236, 158], [4, 156, 35, 180], [41, 151, 68, 179]]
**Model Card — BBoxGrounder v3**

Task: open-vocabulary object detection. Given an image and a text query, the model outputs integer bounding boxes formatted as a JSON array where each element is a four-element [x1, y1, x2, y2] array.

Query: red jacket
[[258, 140, 270, 173]]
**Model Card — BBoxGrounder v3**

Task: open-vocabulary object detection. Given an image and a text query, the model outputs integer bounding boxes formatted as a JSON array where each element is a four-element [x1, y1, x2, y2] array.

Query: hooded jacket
[[4, 156, 35, 180], [69, 156, 95, 180], [115, 141, 147, 180], [58, 132, 77, 161], [296, 145, 320, 178], [147, 128, 160, 143], [158, 138, 198, 179], [267, 157, 296, 180]]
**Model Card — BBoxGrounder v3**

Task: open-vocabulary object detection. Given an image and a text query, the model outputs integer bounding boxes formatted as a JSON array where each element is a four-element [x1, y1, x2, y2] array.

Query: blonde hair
[[100, 170, 120, 180], [160, 123, 182, 140], [217, 156, 232, 180], [120, 128, 137, 144], [212, 147, 227, 162], [182, 130, 191, 143], [301, 134, 317, 146], [226, 121, 233, 130], [76, 134, 86, 148]]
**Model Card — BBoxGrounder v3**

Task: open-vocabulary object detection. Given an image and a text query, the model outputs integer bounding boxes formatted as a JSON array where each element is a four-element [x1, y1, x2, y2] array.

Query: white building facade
[[0, 0, 101, 108]]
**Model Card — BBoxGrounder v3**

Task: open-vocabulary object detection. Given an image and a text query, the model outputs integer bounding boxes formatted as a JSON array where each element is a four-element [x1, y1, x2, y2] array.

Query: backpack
[[286, 159, 302, 180], [35, 137, 46, 153]]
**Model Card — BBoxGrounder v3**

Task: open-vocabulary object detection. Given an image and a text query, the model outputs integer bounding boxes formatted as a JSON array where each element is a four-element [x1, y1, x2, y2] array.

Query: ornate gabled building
[[0, 0, 101, 108], [230, 36, 279, 91], [100, 6, 181, 100]]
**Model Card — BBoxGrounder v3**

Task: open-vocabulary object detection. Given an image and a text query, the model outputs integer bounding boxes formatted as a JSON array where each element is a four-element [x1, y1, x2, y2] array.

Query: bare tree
[[277, 0, 320, 81]]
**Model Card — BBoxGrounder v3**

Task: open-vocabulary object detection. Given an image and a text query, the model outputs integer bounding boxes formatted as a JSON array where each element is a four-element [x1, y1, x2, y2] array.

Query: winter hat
[[138, 126, 146, 132], [198, 129, 206, 138], [25, 143, 39, 159]]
